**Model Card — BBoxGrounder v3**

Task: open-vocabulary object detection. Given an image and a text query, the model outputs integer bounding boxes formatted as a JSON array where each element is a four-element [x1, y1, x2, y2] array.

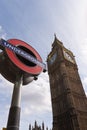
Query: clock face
[[63, 50, 75, 63], [49, 52, 57, 65]]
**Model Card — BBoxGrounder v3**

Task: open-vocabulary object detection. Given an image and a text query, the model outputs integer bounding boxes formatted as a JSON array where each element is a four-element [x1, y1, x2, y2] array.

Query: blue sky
[[0, 0, 87, 130]]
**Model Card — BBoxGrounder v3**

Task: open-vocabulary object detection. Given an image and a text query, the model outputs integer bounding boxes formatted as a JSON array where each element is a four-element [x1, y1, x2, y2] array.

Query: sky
[[0, 0, 87, 130]]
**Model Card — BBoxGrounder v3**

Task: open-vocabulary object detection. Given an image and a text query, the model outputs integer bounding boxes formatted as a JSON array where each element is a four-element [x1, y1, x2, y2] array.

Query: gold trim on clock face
[[63, 50, 75, 63], [49, 52, 57, 65]]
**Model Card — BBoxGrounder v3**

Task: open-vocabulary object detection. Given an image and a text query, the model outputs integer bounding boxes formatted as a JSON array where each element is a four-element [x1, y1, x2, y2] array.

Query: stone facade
[[47, 36, 87, 130]]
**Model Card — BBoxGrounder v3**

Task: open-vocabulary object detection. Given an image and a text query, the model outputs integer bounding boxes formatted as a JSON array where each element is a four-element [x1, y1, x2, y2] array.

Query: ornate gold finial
[[52, 33, 63, 47], [54, 33, 59, 43]]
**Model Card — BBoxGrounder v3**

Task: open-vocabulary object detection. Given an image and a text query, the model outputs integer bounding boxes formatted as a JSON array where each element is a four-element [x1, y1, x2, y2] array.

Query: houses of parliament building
[[29, 121, 51, 130]]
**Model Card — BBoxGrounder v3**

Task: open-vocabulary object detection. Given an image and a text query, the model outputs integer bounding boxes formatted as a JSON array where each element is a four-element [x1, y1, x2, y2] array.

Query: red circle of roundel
[[5, 39, 43, 75]]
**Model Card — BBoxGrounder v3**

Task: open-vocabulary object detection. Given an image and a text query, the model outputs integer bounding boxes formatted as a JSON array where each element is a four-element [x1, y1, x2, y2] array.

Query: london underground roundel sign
[[0, 39, 46, 75]]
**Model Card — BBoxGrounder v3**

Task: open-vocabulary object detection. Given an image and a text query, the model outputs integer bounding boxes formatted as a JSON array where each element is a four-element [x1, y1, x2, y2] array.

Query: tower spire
[[42, 122, 44, 130], [54, 33, 56, 38], [29, 124, 31, 130], [52, 34, 63, 48]]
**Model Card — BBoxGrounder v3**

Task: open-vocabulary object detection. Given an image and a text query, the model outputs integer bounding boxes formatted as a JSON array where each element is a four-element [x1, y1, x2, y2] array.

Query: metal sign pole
[[0, 38, 46, 130], [7, 73, 23, 130]]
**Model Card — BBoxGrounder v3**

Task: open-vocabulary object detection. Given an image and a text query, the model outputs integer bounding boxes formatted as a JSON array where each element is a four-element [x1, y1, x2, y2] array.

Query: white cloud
[[82, 77, 87, 95], [79, 39, 87, 63], [83, 77, 87, 86], [20, 72, 52, 130], [23, 107, 32, 115], [21, 72, 52, 116], [0, 25, 7, 39]]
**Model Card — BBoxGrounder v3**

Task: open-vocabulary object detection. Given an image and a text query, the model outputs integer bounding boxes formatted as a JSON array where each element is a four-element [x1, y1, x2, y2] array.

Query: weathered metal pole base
[[7, 107, 21, 130], [7, 74, 22, 130]]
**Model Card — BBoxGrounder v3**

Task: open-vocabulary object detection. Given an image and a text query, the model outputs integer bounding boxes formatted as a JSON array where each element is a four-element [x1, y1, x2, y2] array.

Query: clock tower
[[47, 36, 87, 130]]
